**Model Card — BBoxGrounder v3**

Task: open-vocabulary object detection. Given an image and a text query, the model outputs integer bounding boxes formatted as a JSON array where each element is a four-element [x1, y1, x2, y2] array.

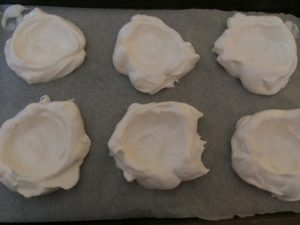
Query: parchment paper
[[0, 6, 300, 222]]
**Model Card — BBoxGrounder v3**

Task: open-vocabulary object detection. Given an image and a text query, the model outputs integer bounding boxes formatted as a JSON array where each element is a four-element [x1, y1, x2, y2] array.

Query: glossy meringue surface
[[4, 8, 86, 84], [108, 102, 209, 190], [232, 109, 300, 201], [213, 13, 297, 95], [0, 96, 91, 197], [113, 15, 200, 94]]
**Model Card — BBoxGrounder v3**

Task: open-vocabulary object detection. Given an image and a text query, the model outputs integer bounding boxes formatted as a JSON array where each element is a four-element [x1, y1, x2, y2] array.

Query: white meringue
[[232, 109, 300, 201], [113, 15, 200, 94], [0, 96, 91, 197], [108, 102, 209, 190], [1, 4, 28, 30], [213, 13, 297, 95], [4, 8, 86, 84]]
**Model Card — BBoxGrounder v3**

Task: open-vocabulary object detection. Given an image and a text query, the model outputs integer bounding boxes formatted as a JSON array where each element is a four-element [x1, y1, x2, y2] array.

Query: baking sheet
[[0, 5, 300, 222]]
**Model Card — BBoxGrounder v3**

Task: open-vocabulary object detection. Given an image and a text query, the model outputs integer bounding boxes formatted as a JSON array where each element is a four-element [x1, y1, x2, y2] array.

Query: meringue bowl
[[113, 15, 200, 94], [213, 13, 298, 95], [231, 109, 300, 201], [108, 102, 209, 190], [0, 96, 91, 198], [4, 8, 86, 84]]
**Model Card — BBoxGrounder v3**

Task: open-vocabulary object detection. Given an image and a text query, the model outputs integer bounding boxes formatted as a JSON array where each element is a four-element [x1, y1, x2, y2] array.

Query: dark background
[[0, 0, 299, 16], [0, 0, 300, 224]]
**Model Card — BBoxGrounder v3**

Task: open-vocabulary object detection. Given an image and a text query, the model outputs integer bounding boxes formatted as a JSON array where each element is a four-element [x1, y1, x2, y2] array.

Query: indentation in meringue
[[232, 109, 300, 201], [113, 15, 200, 94], [213, 13, 297, 95], [0, 96, 91, 197], [4, 8, 86, 84], [108, 102, 209, 190]]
